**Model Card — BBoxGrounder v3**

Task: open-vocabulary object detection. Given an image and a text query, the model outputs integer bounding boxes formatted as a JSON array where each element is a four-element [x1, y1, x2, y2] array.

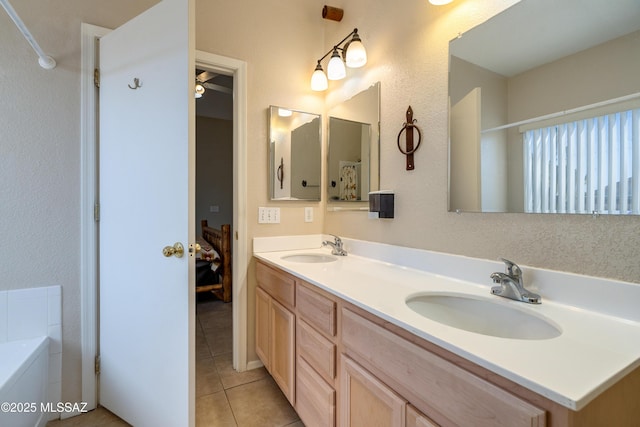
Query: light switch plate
[[258, 207, 280, 224], [258, 207, 267, 224], [304, 207, 313, 222]]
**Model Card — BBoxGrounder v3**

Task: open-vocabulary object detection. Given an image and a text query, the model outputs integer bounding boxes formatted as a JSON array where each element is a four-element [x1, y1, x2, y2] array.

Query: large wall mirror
[[269, 106, 321, 201], [327, 82, 380, 205], [449, 0, 640, 215]]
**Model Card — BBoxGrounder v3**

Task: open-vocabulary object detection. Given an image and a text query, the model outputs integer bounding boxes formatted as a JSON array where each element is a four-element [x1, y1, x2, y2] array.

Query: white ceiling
[[450, 0, 640, 77]]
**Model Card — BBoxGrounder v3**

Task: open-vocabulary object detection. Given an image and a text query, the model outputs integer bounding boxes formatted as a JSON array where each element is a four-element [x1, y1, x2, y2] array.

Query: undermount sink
[[281, 253, 337, 263], [406, 292, 561, 340]]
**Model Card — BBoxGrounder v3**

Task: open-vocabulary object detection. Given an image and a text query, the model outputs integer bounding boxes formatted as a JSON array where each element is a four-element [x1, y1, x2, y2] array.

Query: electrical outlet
[[304, 207, 313, 222]]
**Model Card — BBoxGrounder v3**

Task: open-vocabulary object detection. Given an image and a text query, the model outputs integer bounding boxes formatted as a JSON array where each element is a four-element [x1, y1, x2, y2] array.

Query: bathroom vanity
[[254, 236, 640, 427]]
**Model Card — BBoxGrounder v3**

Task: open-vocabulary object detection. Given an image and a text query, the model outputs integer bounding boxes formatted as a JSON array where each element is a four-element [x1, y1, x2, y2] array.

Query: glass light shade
[[195, 83, 205, 98], [429, 0, 453, 4], [278, 108, 293, 117], [311, 63, 328, 91], [346, 39, 367, 68], [327, 49, 346, 80]]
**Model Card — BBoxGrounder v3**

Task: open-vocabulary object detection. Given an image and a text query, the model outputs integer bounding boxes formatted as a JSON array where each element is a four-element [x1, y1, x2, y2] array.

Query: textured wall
[[321, 0, 640, 284]]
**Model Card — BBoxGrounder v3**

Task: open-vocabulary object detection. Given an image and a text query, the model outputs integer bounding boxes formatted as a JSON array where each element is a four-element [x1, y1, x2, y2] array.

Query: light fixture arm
[[315, 28, 359, 63], [311, 28, 366, 91]]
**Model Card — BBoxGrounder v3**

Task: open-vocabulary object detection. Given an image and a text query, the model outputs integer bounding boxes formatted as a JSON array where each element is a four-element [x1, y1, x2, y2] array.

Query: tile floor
[[47, 294, 303, 427]]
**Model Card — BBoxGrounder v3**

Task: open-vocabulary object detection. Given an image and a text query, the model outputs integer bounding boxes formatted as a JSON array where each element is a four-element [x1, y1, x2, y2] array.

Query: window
[[524, 108, 640, 214]]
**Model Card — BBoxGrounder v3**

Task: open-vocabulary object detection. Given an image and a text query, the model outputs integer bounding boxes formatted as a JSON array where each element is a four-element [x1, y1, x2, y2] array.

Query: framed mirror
[[268, 106, 321, 201], [327, 82, 380, 205], [449, 0, 640, 215]]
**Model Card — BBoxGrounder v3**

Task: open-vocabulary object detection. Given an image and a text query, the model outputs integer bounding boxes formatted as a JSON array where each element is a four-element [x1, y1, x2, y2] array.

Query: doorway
[[80, 22, 249, 410]]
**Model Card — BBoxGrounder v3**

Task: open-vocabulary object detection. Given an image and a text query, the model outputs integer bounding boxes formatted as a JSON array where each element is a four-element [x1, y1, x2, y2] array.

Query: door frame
[[80, 23, 248, 410]]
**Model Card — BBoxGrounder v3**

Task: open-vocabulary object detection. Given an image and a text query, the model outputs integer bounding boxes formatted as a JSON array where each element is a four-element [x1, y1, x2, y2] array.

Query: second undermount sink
[[406, 292, 561, 340], [281, 253, 337, 263]]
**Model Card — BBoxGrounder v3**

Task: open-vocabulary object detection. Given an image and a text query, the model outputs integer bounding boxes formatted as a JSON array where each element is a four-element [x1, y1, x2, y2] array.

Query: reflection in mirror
[[449, 0, 640, 215], [268, 106, 321, 201], [327, 82, 380, 204], [327, 118, 371, 201]]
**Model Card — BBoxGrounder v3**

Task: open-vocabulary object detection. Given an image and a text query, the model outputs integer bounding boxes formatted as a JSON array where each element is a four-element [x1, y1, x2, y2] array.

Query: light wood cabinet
[[295, 281, 338, 427], [255, 262, 296, 405], [255, 260, 640, 427], [406, 405, 439, 427], [297, 318, 336, 385], [270, 298, 295, 404], [255, 286, 271, 370], [341, 355, 407, 427], [296, 282, 337, 337], [341, 307, 545, 427]]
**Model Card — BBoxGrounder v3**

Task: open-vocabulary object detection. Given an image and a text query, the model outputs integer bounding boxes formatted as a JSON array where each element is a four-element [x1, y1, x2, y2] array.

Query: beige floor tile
[[205, 329, 233, 356], [225, 377, 299, 427], [196, 357, 224, 397], [46, 407, 130, 427], [196, 390, 237, 427], [214, 352, 268, 389], [200, 312, 233, 331], [196, 333, 212, 361]]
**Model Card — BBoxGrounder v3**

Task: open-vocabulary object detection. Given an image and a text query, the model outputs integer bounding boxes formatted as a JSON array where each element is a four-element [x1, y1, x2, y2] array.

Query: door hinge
[[94, 68, 100, 88], [95, 355, 101, 375], [94, 203, 100, 222]]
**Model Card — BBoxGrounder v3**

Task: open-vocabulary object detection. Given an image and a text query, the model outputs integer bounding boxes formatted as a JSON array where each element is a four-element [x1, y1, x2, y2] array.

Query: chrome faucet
[[490, 258, 541, 304], [322, 234, 347, 256]]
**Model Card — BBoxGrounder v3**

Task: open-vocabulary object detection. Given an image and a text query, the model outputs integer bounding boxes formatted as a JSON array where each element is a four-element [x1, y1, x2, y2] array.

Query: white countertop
[[253, 235, 640, 411]]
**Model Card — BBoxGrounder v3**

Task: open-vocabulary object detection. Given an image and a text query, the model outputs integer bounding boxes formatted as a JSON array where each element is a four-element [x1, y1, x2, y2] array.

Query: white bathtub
[[0, 336, 49, 427]]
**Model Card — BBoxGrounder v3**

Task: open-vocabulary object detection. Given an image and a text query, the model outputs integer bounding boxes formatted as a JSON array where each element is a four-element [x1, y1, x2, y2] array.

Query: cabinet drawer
[[297, 318, 336, 384], [296, 356, 335, 427], [341, 308, 546, 427], [256, 261, 295, 308], [296, 283, 336, 337], [407, 405, 439, 427]]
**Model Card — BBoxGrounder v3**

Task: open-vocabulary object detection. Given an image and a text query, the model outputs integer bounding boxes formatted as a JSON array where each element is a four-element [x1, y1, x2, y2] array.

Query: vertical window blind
[[524, 108, 640, 214]]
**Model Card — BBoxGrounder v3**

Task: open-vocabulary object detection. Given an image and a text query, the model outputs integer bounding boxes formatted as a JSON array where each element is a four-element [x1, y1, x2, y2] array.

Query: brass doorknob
[[163, 242, 184, 258]]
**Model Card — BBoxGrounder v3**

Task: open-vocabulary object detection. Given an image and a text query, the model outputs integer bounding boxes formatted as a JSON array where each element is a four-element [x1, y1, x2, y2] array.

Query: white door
[[99, 0, 195, 426]]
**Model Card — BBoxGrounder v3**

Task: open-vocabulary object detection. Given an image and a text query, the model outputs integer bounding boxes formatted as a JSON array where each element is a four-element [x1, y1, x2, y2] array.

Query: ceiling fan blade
[[203, 82, 233, 95], [196, 70, 219, 83]]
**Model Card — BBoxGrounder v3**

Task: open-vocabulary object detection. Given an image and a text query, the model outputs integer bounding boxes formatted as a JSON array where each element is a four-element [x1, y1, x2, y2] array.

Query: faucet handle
[[329, 234, 342, 244], [499, 258, 521, 277]]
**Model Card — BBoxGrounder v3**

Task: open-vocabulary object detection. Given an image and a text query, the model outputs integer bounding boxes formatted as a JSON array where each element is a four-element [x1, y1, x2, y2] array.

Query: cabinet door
[[271, 298, 296, 405], [340, 355, 406, 427], [255, 286, 271, 370]]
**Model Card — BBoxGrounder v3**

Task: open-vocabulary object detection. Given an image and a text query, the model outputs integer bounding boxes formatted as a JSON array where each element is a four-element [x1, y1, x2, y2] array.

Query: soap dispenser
[[368, 190, 394, 219]]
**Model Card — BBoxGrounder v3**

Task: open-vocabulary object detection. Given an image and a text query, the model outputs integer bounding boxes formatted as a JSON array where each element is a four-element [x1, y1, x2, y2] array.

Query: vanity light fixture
[[311, 28, 367, 91], [429, 0, 454, 4]]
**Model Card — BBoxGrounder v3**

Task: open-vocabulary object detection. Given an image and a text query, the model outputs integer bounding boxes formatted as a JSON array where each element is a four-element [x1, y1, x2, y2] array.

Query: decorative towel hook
[[397, 106, 422, 170], [277, 157, 284, 189], [128, 78, 142, 90]]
